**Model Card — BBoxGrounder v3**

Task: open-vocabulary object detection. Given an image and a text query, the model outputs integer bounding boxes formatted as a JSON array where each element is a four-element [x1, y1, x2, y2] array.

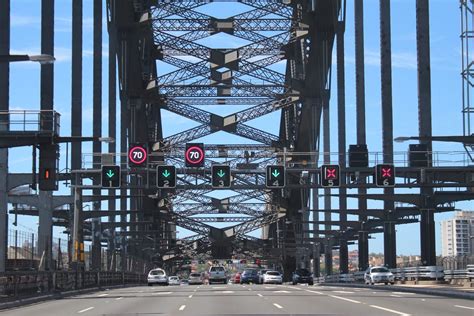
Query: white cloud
[[345, 49, 418, 70]]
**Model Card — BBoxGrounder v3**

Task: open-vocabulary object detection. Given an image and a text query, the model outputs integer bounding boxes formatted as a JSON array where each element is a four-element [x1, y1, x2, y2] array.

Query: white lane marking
[[454, 305, 474, 310], [370, 305, 411, 316], [329, 295, 361, 304], [392, 292, 415, 295], [77, 307, 95, 314], [97, 293, 108, 297], [285, 286, 302, 290], [274, 290, 291, 293], [372, 292, 377, 294], [273, 303, 283, 309], [333, 290, 354, 294], [390, 294, 402, 298], [221, 291, 234, 294], [152, 291, 172, 295], [265, 286, 275, 289], [421, 299, 426, 302], [115, 297, 123, 301], [257, 293, 263, 297], [212, 286, 226, 289], [306, 290, 324, 295], [179, 305, 186, 311], [188, 294, 193, 298]]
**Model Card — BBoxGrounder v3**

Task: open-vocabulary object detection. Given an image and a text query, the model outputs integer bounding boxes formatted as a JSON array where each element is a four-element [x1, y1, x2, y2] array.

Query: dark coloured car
[[292, 268, 313, 285], [240, 269, 259, 284]]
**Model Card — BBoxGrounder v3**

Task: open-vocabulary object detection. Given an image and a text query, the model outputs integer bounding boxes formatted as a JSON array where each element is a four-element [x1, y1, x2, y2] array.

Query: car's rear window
[[149, 270, 164, 276], [169, 276, 178, 280], [210, 266, 225, 272], [243, 269, 257, 275], [371, 267, 389, 273], [296, 269, 310, 276], [190, 273, 201, 277], [266, 271, 280, 276]]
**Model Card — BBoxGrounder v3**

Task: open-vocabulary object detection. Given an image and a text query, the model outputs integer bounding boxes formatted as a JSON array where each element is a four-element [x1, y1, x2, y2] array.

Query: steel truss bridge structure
[[0, 0, 473, 279]]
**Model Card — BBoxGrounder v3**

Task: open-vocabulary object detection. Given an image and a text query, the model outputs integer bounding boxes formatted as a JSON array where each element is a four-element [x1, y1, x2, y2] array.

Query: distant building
[[441, 211, 474, 256]]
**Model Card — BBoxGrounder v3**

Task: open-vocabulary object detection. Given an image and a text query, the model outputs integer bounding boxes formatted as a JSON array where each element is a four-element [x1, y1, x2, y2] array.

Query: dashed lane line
[[77, 307, 95, 314], [188, 294, 193, 298], [179, 305, 186, 311], [369, 305, 411, 316], [454, 305, 474, 311], [305, 290, 324, 295], [115, 297, 123, 300], [329, 295, 361, 304], [97, 293, 109, 297], [273, 303, 283, 309], [257, 293, 263, 297], [332, 290, 355, 294], [392, 292, 416, 295], [390, 294, 402, 298]]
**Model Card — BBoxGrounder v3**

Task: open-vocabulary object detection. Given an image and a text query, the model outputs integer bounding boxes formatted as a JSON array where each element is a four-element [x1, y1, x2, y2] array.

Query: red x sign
[[326, 168, 336, 179], [382, 167, 392, 178]]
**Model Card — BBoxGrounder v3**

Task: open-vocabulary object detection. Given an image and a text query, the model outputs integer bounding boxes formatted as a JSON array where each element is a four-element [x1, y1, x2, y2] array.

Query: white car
[[364, 266, 395, 285], [263, 271, 283, 284], [168, 276, 180, 285], [208, 266, 228, 284], [188, 272, 204, 285], [147, 268, 169, 286]]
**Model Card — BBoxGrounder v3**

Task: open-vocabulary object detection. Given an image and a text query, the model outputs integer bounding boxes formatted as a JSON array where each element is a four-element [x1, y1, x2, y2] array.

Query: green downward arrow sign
[[271, 169, 280, 178], [106, 170, 115, 178], [162, 169, 171, 178], [217, 169, 226, 178]]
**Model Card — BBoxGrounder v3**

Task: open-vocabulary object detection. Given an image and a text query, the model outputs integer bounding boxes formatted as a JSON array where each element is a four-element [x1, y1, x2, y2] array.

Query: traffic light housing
[[39, 143, 59, 191], [375, 164, 396, 187], [321, 164, 340, 187], [101, 165, 121, 188], [157, 165, 176, 188], [266, 165, 285, 188], [211, 165, 231, 188], [185, 143, 205, 167]]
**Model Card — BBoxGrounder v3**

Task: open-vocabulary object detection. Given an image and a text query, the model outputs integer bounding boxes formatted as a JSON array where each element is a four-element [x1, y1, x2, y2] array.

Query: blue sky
[[5, 0, 472, 257]]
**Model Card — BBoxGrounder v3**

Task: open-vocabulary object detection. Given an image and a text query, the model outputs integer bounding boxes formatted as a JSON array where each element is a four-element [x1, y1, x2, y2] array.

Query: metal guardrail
[[444, 264, 474, 281], [0, 110, 61, 135], [0, 271, 146, 302]]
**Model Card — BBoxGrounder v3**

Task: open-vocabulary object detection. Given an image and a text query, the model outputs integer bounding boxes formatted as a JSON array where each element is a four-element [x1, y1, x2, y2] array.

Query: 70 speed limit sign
[[128, 144, 148, 166], [185, 143, 205, 167]]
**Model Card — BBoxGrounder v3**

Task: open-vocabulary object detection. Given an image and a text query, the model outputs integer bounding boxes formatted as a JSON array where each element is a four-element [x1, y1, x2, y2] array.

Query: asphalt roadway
[[1, 283, 473, 316]]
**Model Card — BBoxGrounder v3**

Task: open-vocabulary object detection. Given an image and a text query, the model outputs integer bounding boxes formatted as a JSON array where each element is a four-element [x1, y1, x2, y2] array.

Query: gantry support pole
[[38, 0, 55, 272], [355, 0, 369, 271], [323, 92, 332, 275], [71, 0, 82, 177], [107, 5, 117, 272], [337, 17, 348, 274], [380, 0, 396, 268], [416, 0, 436, 266], [0, 0, 10, 273], [91, 0, 103, 271]]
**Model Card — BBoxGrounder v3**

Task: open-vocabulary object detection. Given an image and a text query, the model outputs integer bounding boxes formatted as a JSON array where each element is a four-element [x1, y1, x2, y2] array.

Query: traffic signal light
[[375, 164, 396, 187], [185, 143, 205, 167], [321, 164, 340, 187], [266, 165, 285, 188], [39, 143, 59, 191], [157, 165, 176, 188], [211, 165, 231, 188], [128, 143, 148, 167], [101, 165, 121, 188]]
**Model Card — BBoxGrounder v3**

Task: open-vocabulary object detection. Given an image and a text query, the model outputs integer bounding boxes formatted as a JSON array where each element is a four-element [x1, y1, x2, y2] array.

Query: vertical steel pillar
[[0, 0, 10, 273], [38, 0, 55, 271], [91, 0, 102, 271], [416, 0, 435, 266], [355, 0, 369, 271], [120, 78, 128, 272], [71, 0, 83, 175], [337, 20, 348, 274], [323, 92, 332, 275], [380, 0, 396, 268], [108, 11, 117, 272]]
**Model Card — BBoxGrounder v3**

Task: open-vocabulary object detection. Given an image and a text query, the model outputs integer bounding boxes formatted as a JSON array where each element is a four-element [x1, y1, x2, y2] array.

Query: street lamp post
[[0, 54, 55, 64]]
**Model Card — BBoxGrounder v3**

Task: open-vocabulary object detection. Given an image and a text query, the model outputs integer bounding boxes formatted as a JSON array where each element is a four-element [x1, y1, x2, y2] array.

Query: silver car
[[147, 268, 169, 286], [364, 266, 395, 285], [188, 272, 204, 285], [168, 276, 180, 285], [263, 271, 283, 284]]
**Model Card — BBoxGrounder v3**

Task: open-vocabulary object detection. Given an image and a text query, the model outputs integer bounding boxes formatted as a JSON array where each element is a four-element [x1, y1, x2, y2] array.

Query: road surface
[[1, 283, 473, 315]]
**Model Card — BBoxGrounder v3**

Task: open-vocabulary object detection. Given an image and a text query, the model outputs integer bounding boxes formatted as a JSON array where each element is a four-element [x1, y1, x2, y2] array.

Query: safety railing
[[0, 110, 60, 135], [0, 271, 146, 302]]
